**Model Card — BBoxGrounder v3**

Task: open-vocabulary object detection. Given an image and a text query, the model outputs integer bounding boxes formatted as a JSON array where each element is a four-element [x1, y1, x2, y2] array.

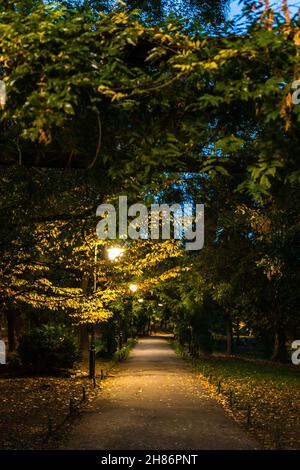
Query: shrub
[[18, 325, 80, 372], [113, 339, 137, 362], [7, 352, 22, 368]]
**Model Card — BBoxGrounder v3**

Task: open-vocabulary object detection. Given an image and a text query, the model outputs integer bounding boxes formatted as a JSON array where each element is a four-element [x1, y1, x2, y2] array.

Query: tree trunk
[[260, 330, 272, 358], [123, 328, 128, 344], [272, 326, 289, 362], [7, 310, 16, 352], [78, 324, 89, 351], [225, 313, 233, 355], [235, 316, 240, 351]]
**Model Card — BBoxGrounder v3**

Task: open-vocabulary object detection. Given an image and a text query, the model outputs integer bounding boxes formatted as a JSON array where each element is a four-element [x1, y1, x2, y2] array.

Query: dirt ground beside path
[[61, 337, 258, 450]]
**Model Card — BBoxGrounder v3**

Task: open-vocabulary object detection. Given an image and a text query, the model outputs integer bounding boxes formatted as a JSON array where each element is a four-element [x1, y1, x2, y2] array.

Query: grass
[[173, 341, 300, 450], [0, 339, 137, 450], [0, 369, 101, 449], [112, 338, 138, 363]]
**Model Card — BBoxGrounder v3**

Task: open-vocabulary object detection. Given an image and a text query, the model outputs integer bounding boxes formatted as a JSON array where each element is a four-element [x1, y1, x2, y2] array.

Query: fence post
[[69, 398, 74, 416], [247, 404, 251, 425], [47, 416, 53, 435], [274, 425, 282, 450], [229, 390, 233, 407]]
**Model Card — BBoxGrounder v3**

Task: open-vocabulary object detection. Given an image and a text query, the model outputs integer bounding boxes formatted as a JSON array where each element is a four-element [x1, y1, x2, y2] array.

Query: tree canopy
[[0, 0, 299, 362]]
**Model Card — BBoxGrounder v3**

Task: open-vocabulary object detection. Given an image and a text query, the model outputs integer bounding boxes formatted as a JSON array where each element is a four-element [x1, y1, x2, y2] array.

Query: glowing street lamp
[[107, 246, 125, 261], [129, 283, 138, 293]]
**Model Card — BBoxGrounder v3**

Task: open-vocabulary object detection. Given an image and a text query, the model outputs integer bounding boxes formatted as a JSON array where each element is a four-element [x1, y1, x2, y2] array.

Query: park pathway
[[62, 337, 257, 450]]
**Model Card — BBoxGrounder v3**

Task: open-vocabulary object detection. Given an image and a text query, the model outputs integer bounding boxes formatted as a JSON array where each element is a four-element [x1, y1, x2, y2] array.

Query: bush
[[113, 339, 137, 362], [7, 352, 22, 368], [193, 332, 214, 355], [18, 325, 80, 372], [94, 338, 107, 357]]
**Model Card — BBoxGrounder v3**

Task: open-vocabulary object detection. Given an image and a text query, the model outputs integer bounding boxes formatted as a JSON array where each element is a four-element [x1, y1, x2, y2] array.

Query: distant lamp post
[[126, 283, 138, 346], [0, 80, 6, 109], [107, 246, 124, 261], [89, 245, 125, 378], [129, 283, 138, 293]]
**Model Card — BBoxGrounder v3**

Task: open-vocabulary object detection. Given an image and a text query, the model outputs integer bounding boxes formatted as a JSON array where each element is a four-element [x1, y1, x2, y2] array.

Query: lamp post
[[89, 245, 126, 378], [89, 245, 125, 378], [89, 244, 97, 379], [128, 284, 138, 342]]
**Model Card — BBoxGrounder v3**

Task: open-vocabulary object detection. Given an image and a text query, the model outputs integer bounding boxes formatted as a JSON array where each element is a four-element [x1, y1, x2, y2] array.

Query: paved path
[[62, 337, 257, 450]]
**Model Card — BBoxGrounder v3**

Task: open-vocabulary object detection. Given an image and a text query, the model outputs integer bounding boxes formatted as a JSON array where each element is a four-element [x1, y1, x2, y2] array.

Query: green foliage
[[190, 304, 214, 355], [113, 338, 137, 362], [155, 167, 300, 361], [18, 325, 80, 372], [176, 345, 300, 449], [0, 2, 299, 193], [0, 2, 299, 365]]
